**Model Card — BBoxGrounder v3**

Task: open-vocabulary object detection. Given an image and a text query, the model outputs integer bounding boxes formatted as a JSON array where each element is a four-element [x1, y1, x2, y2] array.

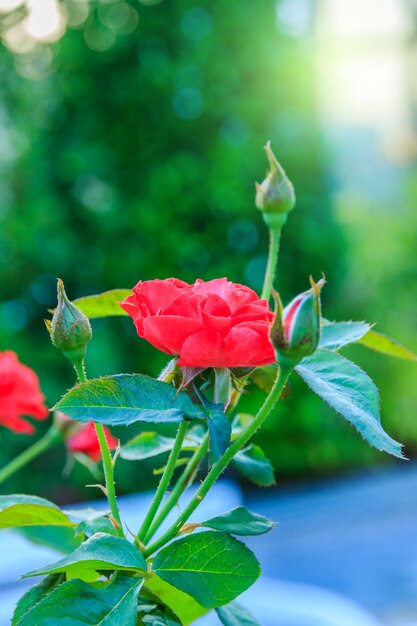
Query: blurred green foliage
[[0, 0, 414, 501]]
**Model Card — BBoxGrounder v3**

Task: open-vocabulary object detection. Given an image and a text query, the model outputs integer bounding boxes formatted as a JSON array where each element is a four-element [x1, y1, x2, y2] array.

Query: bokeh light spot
[[84, 22, 116, 52], [228, 219, 259, 252], [1, 300, 31, 331], [244, 256, 267, 292], [0, 0, 24, 12], [172, 87, 204, 120], [26, 0, 66, 43], [73, 175, 118, 213], [14, 46, 54, 81], [220, 116, 250, 148], [181, 7, 212, 41], [99, 2, 139, 35], [63, 0, 89, 28]]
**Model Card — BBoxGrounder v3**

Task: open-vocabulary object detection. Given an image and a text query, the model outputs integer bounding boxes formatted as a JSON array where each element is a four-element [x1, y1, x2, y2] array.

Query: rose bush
[[0, 350, 48, 434], [1, 143, 414, 626], [120, 277, 275, 368]]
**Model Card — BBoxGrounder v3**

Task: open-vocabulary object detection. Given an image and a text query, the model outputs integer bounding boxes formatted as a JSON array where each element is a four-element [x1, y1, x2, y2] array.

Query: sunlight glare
[[25, 0, 66, 43], [0, 0, 24, 12]]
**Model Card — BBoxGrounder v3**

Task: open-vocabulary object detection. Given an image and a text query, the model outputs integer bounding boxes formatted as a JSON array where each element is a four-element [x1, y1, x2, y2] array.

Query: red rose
[[0, 351, 49, 434], [67, 421, 118, 462], [120, 278, 275, 368]]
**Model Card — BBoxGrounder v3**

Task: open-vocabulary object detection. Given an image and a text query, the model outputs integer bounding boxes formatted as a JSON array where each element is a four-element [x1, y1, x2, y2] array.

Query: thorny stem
[[137, 420, 188, 542], [261, 227, 281, 301], [144, 366, 291, 557], [142, 432, 209, 544], [73, 359, 124, 538]]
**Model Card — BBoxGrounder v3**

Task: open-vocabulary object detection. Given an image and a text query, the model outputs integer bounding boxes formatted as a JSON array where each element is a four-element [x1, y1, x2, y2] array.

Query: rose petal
[[192, 278, 260, 313], [133, 279, 190, 314], [178, 329, 227, 368], [0, 351, 48, 434], [223, 324, 275, 367], [143, 316, 203, 355]]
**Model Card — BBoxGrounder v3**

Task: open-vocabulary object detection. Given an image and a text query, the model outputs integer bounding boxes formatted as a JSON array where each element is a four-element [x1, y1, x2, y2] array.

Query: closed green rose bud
[[47, 279, 92, 366], [255, 141, 296, 230], [270, 276, 325, 369]]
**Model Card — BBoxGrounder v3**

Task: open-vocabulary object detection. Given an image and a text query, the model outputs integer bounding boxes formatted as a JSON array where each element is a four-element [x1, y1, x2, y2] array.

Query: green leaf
[[16, 526, 80, 553], [63, 507, 108, 521], [296, 349, 404, 458], [250, 366, 276, 393], [16, 574, 143, 625], [208, 411, 231, 464], [359, 329, 417, 362], [142, 613, 181, 626], [78, 517, 118, 539], [153, 531, 260, 609], [153, 457, 189, 475], [232, 445, 275, 487], [74, 289, 132, 318], [0, 495, 74, 528], [120, 432, 198, 461], [213, 368, 232, 406], [138, 590, 182, 626], [54, 374, 204, 426], [146, 576, 208, 625], [202, 506, 275, 535], [216, 601, 261, 626], [23, 532, 147, 578], [13, 574, 65, 625], [250, 367, 291, 398], [319, 321, 371, 350]]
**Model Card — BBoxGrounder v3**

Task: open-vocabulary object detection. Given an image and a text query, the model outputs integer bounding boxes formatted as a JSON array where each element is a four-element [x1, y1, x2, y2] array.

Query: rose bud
[[270, 276, 325, 369], [47, 279, 92, 367], [255, 141, 296, 230], [67, 421, 118, 463]]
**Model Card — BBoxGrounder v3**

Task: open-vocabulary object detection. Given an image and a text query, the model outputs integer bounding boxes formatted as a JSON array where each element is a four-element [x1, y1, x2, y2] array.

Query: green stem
[[73, 359, 124, 538], [143, 433, 209, 544], [144, 366, 291, 557], [0, 426, 61, 487], [261, 227, 281, 301], [137, 421, 188, 542]]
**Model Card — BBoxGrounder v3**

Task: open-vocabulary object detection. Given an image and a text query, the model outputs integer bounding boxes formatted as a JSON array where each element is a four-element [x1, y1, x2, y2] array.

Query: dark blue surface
[[246, 463, 417, 621]]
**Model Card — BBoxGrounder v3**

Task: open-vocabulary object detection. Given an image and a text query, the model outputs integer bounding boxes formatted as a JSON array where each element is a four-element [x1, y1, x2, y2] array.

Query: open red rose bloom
[[120, 278, 275, 368], [67, 421, 118, 462], [0, 350, 49, 434]]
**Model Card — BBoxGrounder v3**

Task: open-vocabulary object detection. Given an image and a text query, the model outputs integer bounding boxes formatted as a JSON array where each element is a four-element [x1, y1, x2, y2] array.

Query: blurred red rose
[[67, 421, 118, 462], [120, 278, 275, 368], [0, 350, 49, 434]]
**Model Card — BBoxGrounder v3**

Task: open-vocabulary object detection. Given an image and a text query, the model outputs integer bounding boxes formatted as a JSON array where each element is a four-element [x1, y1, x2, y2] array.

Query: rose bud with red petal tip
[[119, 277, 276, 369], [255, 141, 296, 230], [47, 279, 92, 367], [0, 351, 49, 434], [67, 421, 118, 463], [270, 276, 325, 369]]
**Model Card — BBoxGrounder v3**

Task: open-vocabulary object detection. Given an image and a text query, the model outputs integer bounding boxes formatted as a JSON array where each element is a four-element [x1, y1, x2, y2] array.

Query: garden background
[[0, 0, 416, 502]]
